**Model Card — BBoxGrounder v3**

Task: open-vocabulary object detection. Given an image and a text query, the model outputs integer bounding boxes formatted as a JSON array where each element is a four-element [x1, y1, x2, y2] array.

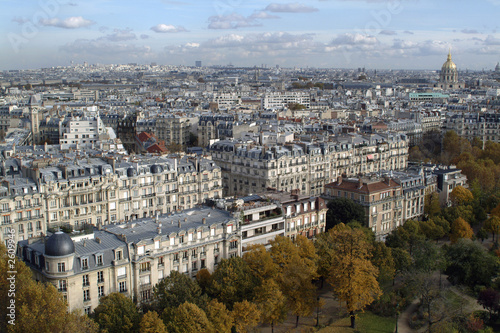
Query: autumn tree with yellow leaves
[[326, 224, 382, 329]]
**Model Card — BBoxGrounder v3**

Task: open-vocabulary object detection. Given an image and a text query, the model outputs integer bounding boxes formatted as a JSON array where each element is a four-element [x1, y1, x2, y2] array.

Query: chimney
[[184, 217, 187, 223], [202, 218, 206, 224], [96, 237, 101, 244], [358, 178, 363, 189], [83, 240, 86, 247], [157, 223, 162, 235], [44, 142, 48, 152], [337, 176, 342, 185], [178, 220, 181, 228]]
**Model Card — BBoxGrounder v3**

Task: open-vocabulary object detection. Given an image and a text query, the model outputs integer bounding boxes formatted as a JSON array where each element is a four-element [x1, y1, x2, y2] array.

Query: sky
[[1, 0, 500, 71]]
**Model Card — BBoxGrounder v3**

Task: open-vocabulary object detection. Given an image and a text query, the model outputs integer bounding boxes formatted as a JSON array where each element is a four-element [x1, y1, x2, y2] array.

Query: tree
[[484, 216, 500, 243], [166, 141, 183, 153], [208, 257, 257, 309], [253, 279, 287, 332], [477, 288, 500, 321], [450, 217, 474, 243], [195, 268, 212, 294], [326, 225, 382, 328], [243, 244, 279, 284], [232, 301, 261, 333], [385, 220, 424, 255], [0, 244, 97, 333], [93, 293, 140, 333], [391, 247, 412, 285], [449, 185, 474, 206], [139, 311, 168, 333], [419, 217, 450, 241], [270, 235, 318, 327], [371, 242, 395, 284], [153, 270, 203, 312], [326, 197, 366, 230], [444, 239, 499, 287], [163, 302, 213, 333], [206, 299, 233, 333], [424, 192, 441, 218]]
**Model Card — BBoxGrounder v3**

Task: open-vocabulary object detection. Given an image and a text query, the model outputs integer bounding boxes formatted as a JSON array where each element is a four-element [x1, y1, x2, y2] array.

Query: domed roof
[[45, 231, 75, 257], [442, 50, 457, 71]]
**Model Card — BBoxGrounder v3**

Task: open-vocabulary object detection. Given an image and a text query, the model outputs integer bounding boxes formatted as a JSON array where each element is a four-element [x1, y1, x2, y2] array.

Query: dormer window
[[81, 258, 89, 270], [96, 254, 103, 266]]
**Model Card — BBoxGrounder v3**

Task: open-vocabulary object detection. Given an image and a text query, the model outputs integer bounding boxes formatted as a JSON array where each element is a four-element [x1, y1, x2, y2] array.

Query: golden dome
[[442, 50, 457, 71]]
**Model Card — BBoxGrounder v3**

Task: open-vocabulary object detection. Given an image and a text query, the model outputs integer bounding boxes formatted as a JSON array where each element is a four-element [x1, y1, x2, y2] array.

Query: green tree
[[326, 225, 382, 328], [205, 299, 233, 333], [166, 142, 183, 153], [371, 241, 395, 284], [153, 270, 203, 312], [93, 293, 140, 333], [208, 257, 257, 309], [0, 244, 98, 333], [139, 311, 168, 333], [391, 247, 412, 285], [450, 217, 474, 243], [444, 239, 499, 287], [253, 279, 287, 332], [385, 220, 425, 254], [326, 197, 366, 230], [424, 192, 441, 218], [163, 302, 213, 333], [232, 301, 261, 333]]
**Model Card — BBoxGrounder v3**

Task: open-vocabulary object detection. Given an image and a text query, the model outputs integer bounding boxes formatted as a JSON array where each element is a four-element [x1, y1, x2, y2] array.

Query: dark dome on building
[[151, 165, 163, 174], [45, 231, 75, 257], [127, 167, 138, 177]]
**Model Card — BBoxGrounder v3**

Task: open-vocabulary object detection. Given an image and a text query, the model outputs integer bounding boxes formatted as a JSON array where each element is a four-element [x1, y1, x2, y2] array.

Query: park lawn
[[318, 311, 396, 333]]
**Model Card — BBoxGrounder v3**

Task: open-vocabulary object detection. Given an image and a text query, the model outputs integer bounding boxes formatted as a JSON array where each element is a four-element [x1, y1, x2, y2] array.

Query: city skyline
[[1, 0, 500, 71]]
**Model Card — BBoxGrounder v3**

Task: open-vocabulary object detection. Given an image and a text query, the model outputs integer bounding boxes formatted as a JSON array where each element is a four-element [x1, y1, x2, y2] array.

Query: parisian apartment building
[[0, 149, 223, 245], [18, 207, 241, 314], [207, 132, 408, 197]]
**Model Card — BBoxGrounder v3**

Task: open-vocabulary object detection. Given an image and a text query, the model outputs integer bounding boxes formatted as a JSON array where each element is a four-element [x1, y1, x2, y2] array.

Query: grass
[[318, 311, 396, 333]]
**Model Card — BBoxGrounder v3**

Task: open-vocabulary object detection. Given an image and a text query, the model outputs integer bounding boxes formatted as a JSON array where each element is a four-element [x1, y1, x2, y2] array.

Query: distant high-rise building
[[195, 60, 202, 67]]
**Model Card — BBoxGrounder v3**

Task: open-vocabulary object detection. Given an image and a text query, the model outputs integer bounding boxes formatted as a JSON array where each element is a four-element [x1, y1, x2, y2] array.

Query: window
[[58, 280, 67, 292], [188, 233, 193, 241], [83, 289, 90, 301], [81, 258, 88, 270], [98, 286, 104, 297], [137, 245, 145, 255], [155, 240, 160, 249], [140, 262, 151, 272], [116, 250, 122, 261], [227, 225, 233, 233], [170, 237, 175, 246], [97, 271, 104, 283], [158, 270, 164, 280], [96, 254, 103, 266], [182, 251, 188, 259], [119, 281, 127, 292], [180, 235, 184, 243], [201, 259, 206, 269], [57, 262, 65, 272], [84, 307, 91, 315], [83, 274, 89, 286], [229, 240, 238, 250], [192, 261, 197, 271], [158, 256, 164, 267]]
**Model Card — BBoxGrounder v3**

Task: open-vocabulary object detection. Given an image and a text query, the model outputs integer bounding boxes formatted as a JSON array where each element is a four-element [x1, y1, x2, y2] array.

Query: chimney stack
[[202, 218, 206, 224], [337, 176, 342, 185], [178, 220, 181, 228]]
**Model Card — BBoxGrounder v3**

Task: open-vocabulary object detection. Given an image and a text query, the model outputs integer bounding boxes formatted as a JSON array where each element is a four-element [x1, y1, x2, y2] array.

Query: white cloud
[[461, 29, 479, 34], [330, 33, 378, 46], [208, 11, 279, 30], [60, 39, 152, 58], [101, 28, 136, 42], [379, 30, 397, 36], [150, 24, 187, 33], [39, 16, 94, 29], [265, 3, 318, 13]]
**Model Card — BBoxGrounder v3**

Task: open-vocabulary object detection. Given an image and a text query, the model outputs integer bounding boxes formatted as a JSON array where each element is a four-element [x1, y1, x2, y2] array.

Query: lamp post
[[395, 303, 399, 333], [316, 296, 320, 327]]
